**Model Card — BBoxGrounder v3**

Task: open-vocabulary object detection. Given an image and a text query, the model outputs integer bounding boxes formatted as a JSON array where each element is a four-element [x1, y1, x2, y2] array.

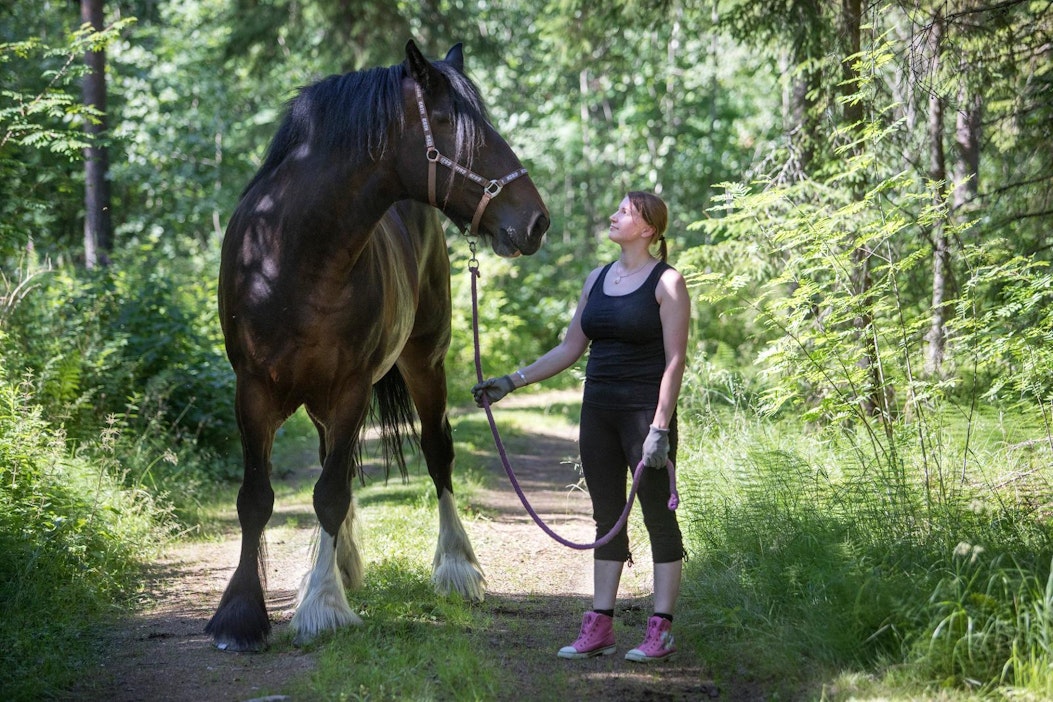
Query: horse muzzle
[[493, 210, 549, 257]]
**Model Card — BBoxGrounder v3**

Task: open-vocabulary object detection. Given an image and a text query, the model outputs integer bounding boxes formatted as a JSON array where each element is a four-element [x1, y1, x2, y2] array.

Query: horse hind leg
[[290, 395, 368, 646], [291, 519, 364, 646], [335, 496, 364, 590], [306, 410, 363, 589]]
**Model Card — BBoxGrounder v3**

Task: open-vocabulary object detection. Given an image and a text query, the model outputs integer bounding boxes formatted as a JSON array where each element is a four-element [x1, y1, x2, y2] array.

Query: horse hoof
[[213, 637, 268, 653], [433, 557, 486, 603], [291, 610, 363, 648], [206, 596, 271, 653], [290, 590, 363, 647]]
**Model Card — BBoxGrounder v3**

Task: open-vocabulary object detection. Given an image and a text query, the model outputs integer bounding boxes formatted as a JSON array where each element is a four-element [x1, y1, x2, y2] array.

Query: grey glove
[[471, 375, 516, 407], [641, 425, 670, 468]]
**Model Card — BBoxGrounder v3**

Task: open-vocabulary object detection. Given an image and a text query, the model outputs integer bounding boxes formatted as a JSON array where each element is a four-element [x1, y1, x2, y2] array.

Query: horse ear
[[443, 43, 464, 73], [405, 39, 441, 92]]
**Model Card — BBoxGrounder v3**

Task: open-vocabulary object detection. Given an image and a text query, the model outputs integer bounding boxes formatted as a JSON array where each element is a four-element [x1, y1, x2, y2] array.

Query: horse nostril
[[532, 212, 550, 237]]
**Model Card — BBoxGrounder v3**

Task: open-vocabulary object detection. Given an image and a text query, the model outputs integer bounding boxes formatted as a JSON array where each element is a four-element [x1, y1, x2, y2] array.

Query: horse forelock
[[433, 62, 491, 173]]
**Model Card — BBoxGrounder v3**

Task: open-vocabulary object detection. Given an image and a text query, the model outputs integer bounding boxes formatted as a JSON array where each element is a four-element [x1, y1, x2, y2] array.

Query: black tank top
[[580, 261, 669, 410]]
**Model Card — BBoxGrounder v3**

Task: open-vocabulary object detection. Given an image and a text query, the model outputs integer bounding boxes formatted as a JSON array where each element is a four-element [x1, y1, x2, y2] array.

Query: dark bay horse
[[208, 41, 549, 651]]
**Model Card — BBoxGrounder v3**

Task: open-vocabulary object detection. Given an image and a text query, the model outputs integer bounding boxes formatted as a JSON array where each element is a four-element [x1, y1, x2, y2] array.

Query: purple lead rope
[[469, 264, 678, 551]]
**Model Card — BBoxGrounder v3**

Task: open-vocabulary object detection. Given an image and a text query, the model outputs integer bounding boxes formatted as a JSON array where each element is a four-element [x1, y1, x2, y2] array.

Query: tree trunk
[[841, 0, 885, 419], [783, 0, 822, 178], [953, 85, 981, 211], [925, 11, 950, 379], [82, 0, 112, 269], [578, 68, 597, 252]]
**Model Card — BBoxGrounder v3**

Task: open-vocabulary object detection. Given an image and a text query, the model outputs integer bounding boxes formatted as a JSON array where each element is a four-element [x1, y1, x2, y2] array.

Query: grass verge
[[0, 383, 173, 700], [675, 405, 1053, 700]]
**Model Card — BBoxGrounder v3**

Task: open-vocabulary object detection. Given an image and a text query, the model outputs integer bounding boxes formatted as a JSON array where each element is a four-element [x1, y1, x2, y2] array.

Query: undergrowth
[[677, 405, 1053, 700], [0, 378, 174, 700]]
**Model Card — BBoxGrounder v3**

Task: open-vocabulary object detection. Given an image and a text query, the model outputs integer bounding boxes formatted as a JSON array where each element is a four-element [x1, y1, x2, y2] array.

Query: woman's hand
[[641, 425, 670, 468], [471, 375, 516, 407]]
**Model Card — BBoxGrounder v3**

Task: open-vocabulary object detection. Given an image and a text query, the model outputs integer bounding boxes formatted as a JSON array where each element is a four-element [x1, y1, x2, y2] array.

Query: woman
[[472, 191, 689, 663]]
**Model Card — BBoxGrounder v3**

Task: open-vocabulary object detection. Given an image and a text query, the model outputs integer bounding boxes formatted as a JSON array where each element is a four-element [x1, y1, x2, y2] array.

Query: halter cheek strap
[[414, 82, 528, 236]]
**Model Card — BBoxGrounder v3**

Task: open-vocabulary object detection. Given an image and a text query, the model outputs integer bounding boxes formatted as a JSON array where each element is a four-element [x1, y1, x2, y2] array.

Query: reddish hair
[[628, 191, 669, 261]]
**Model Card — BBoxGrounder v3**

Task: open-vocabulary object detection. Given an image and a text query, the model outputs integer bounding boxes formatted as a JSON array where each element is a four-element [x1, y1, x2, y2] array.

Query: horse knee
[[237, 482, 274, 533], [313, 484, 350, 537]]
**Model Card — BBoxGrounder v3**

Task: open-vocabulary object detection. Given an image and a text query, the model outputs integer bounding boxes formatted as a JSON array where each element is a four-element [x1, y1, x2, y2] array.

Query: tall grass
[[0, 379, 173, 699], [0, 255, 227, 699], [676, 403, 1053, 699]]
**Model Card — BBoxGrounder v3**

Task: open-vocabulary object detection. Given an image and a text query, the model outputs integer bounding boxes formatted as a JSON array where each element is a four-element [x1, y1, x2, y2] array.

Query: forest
[[2, 0, 1052, 699]]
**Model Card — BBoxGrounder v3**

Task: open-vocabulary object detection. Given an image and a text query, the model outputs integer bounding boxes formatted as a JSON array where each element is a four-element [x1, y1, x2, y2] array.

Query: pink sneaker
[[624, 615, 677, 662], [557, 611, 616, 659]]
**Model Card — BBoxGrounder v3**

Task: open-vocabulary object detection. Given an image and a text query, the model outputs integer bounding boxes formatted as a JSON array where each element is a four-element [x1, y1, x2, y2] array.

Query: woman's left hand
[[641, 426, 670, 468]]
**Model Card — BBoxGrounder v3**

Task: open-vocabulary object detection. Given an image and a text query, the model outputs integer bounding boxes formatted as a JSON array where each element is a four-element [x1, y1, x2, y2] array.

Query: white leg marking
[[432, 491, 486, 602], [291, 528, 362, 646], [336, 496, 364, 590]]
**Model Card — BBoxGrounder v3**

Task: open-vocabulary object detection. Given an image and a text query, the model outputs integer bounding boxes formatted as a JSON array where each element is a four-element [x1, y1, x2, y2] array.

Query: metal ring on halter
[[467, 237, 480, 273], [413, 80, 528, 235]]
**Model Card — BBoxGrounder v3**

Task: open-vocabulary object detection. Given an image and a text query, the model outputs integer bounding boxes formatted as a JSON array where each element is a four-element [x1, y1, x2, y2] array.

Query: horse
[[207, 40, 550, 652]]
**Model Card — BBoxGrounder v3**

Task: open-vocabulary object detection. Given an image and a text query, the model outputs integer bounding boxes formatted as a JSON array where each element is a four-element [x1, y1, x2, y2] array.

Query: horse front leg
[[206, 374, 280, 652], [400, 353, 486, 602], [291, 387, 369, 645]]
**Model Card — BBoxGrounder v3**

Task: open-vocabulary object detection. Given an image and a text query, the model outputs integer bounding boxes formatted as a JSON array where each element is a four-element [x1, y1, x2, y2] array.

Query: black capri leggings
[[578, 404, 684, 564]]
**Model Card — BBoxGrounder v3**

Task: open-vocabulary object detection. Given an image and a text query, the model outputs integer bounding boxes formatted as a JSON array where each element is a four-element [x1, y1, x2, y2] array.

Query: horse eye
[[432, 110, 453, 126]]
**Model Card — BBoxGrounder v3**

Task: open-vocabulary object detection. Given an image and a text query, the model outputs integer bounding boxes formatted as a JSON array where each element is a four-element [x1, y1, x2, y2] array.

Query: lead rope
[[468, 241, 678, 551]]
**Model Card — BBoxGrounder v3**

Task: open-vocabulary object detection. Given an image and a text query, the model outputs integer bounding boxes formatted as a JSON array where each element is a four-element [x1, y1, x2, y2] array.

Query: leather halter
[[414, 82, 528, 236]]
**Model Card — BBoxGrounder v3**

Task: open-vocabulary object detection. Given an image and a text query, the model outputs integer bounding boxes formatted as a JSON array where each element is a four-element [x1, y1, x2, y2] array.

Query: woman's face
[[608, 197, 653, 244]]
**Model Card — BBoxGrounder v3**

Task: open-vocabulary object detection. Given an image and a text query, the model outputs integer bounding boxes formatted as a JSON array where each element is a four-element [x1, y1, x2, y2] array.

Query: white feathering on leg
[[432, 491, 486, 602], [291, 528, 362, 646], [335, 497, 364, 590]]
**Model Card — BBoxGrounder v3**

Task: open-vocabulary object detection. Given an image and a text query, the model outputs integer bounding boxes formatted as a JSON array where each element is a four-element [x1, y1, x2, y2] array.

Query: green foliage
[[951, 250, 1053, 408], [903, 551, 1053, 692], [0, 375, 171, 700], [107, 244, 237, 456], [678, 408, 1053, 698], [107, 1, 261, 246], [2, 249, 237, 478], [0, 17, 134, 263]]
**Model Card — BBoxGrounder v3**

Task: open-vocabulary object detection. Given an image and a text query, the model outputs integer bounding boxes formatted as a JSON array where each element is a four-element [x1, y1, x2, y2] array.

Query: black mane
[[245, 58, 491, 196]]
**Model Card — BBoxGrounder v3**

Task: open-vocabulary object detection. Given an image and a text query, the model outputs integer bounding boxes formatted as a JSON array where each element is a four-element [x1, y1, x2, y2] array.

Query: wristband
[[515, 369, 528, 386]]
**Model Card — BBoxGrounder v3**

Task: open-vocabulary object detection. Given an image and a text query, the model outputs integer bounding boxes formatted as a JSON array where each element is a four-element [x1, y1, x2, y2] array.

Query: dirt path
[[75, 393, 719, 701]]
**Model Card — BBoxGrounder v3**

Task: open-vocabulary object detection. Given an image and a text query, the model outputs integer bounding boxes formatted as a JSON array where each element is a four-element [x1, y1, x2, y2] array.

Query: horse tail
[[369, 365, 417, 481]]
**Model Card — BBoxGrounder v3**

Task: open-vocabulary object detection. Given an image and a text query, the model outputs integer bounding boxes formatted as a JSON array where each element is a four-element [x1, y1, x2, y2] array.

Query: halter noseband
[[414, 82, 528, 236]]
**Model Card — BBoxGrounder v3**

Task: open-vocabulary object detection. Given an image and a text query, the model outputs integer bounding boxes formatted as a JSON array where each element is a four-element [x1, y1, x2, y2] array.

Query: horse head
[[401, 41, 549, 257]]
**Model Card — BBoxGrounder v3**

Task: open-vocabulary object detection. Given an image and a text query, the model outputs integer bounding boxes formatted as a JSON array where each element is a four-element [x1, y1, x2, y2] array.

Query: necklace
[[613, 258, 654, 284]]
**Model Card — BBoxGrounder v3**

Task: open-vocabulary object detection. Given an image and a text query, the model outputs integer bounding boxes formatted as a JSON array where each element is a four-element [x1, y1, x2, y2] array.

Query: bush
[[0, 375, 172, 699], [2, 249, 238, 479], [677, 407, 1053, 698]]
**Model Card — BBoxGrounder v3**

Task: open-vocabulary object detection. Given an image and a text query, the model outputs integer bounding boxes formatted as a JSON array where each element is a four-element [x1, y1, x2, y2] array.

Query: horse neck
[[284, 156, 403, 267]]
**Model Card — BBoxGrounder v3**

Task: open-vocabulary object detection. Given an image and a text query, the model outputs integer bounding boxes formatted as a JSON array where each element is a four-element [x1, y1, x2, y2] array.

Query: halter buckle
[[426, 147, 441, 163], [483, 180, 502, 197]]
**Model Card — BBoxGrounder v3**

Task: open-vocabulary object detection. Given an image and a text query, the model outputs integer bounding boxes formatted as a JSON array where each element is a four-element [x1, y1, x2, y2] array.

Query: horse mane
[[244, 58, 491, 196]]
